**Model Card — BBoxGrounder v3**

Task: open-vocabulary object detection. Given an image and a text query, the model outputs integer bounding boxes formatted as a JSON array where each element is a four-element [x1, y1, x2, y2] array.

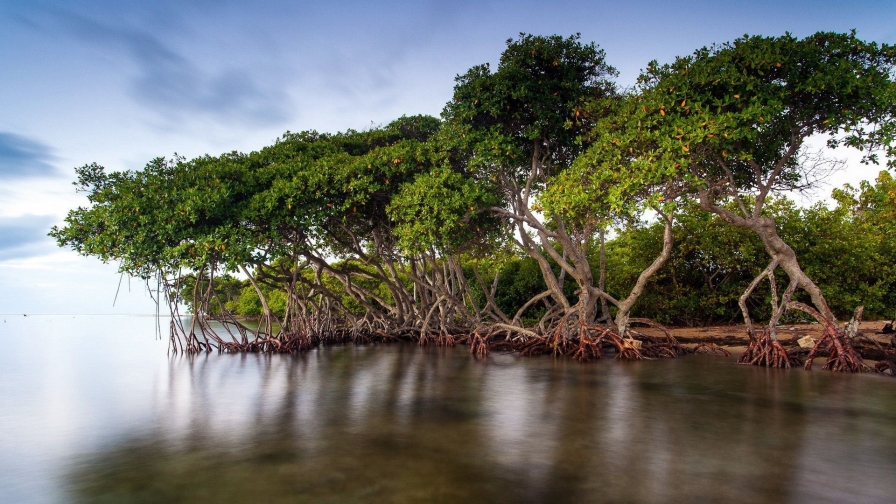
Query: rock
[[798, 335, 817, 349]]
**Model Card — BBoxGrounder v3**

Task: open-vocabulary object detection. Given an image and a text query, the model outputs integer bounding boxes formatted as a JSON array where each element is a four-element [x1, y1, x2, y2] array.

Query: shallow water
[[1, 316, 895, 503]]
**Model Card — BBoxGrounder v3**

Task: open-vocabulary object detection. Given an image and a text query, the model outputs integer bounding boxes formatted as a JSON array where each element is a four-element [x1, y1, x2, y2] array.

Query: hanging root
[[788, 302, 869, 373], [738, 328, 800, 368]]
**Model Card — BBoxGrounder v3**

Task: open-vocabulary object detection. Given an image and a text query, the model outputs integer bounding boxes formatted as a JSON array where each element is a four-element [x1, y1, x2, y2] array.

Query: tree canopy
[[51, 31, 896, 371]]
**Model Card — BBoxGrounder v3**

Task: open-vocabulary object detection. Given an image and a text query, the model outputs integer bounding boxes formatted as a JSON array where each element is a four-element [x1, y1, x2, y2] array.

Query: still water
[[1, 315, 896, 503]]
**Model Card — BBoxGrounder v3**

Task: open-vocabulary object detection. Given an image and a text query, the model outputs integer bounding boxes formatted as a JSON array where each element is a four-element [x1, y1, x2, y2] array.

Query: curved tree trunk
[[612, 213, 674, 338], [701, 197, 865, 371], [749, 216, 836, 324]]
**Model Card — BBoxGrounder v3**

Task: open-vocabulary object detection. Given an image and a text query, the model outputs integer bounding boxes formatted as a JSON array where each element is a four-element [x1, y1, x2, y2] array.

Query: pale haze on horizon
[[1, 0, 894, 315]]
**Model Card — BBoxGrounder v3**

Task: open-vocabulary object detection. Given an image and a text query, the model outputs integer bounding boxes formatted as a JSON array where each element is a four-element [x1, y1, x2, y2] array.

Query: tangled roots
[[738, 329, 801, 368], [787, 302, 868, 373]]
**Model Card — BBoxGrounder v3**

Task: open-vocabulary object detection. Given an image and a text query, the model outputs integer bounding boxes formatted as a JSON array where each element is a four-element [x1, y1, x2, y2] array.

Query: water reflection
[[63, 345, 896, 504]]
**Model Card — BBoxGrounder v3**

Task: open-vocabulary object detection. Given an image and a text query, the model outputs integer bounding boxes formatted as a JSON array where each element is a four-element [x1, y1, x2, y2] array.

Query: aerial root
[[588, 328, 646, 360], [204, 332, 320, 354], [167, 316, 735, 365], [352, 331, 372, 345]]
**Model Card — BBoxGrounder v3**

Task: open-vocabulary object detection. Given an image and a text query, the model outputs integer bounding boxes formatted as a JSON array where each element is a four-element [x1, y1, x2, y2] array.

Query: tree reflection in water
[[67, 345, 896, 503]]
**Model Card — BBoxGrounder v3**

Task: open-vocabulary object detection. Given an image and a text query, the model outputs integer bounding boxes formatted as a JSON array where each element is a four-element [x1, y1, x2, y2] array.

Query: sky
[[1, 0, 894, 314]]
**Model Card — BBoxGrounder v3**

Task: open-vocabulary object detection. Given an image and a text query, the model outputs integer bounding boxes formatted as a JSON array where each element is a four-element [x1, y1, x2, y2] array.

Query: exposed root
[[629, 318, 689, 357], [513, 321, 575, 357], [627, 330, 686, 358], [469, 331, 489, 357], [616, 341, 646, 360], [517, 336, 550, 357], [352, 331, 372, 345], [788, 302, 869, 373], [166, 312, 735, 369], [571, 323, 604, 362], [805, 330, 870, 372], [694, 342, 731, 357], [738, 329, 800, 368], [591, 328, 647, 360], [437, 331, 456, 347]]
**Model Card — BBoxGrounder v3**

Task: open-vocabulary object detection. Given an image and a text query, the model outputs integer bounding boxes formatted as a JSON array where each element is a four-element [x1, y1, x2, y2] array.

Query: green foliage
[[388, 166, 502, 254], [179, 274, 244, 315], [220, 285, 285, 319], [50, 116, 444, 275], [636, 31, 896, 192], [607, 185, 896, 324], [604, 200, 789, 325], [445, 34, 616, 162], [442, 32, 618, 202]]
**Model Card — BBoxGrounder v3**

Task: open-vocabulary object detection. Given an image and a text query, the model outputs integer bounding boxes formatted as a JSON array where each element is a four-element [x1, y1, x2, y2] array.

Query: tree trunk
[[747, 216, 834, 319], [598, 228, 611, 323], [613, 214, 674, 338]]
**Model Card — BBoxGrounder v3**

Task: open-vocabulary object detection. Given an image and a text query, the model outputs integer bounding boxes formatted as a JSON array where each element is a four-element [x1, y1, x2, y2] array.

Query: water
[[2, 316, 896, 503]]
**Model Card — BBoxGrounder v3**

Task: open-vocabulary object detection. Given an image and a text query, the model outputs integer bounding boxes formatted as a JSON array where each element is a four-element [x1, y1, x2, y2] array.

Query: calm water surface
[[1, 315, 895, 503]]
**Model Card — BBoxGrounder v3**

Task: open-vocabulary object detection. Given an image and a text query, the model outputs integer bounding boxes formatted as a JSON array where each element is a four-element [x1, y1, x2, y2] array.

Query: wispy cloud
[[55, 11, 290, 126], [0, 133, 57, 179], [0, 214, 58, 261]]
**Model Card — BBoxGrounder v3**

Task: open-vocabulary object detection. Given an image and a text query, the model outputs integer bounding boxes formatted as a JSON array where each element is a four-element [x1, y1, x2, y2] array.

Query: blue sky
[[1, 0, 894, 314]]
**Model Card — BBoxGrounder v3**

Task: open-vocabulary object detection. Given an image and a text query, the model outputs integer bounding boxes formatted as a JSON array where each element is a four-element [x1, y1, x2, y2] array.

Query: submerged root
[[738, 329, 800, 368]]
